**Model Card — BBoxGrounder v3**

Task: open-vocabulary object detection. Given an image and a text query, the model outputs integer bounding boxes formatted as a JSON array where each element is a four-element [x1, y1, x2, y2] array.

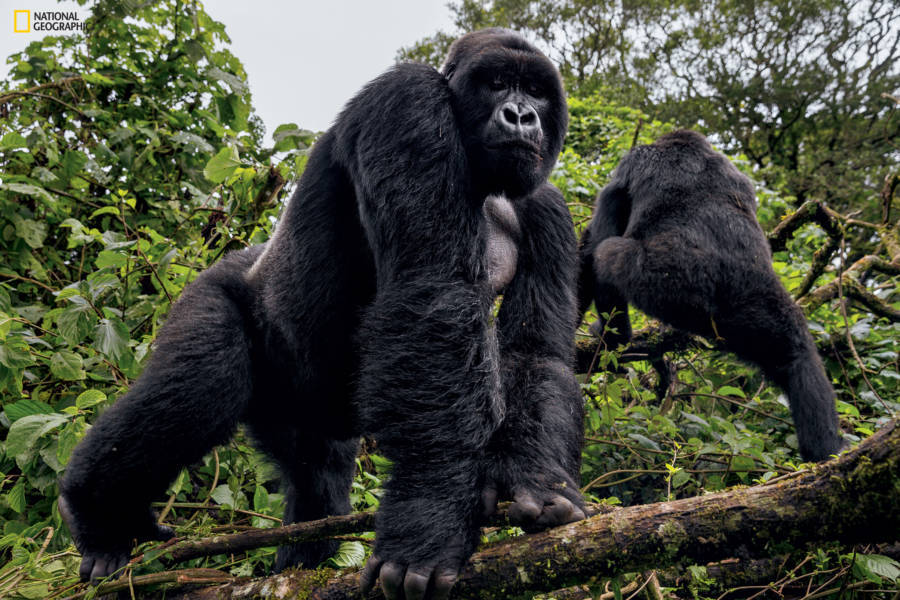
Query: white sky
[[1, 0, 456, 137]]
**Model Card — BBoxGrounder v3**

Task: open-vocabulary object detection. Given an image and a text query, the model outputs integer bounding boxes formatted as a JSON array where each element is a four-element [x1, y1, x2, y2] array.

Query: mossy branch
[[141, 420, 899, 600]]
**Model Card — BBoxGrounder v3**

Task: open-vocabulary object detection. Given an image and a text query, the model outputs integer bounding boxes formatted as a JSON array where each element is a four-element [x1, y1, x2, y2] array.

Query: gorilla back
[[578, 130, 843, 463], [60, 29, 586, 599]]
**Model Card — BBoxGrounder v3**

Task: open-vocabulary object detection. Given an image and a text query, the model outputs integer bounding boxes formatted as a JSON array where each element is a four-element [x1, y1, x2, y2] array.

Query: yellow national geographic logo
[[13, 10, 83, 32], [13, 10, 30, 32]]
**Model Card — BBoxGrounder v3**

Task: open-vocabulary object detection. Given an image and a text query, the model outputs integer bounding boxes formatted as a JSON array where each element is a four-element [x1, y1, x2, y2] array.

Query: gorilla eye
[[524, 82, 543, 97], [488, 77, 506, 91]]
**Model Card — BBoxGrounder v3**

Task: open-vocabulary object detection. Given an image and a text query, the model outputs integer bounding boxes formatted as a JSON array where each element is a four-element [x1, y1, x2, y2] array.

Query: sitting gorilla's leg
[[484, 185, 585, 527], [246, 417, 358, 570], [577, 185, 632, 346], [58, 249, 258, 583]]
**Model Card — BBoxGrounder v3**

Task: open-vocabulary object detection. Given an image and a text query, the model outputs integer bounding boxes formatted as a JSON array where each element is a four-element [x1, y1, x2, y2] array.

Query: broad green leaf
[[83, 72, 115, 85], [853, 554, 900, 584], [210, 484, 235, 507], [4, 399, 53, 422], [6, 413, 69, 458], [203, 146, 240, 183], [716, 385, 746, 398], [76, 389, 106, 409], [93, 317, 130, 361], [57, 303, 95, 346], [0, 336, 34, 369], [14, 217, 47, 249], [50, 350, 85, 380], [95, 250, 128, 269], [0, 132, 27, 150], [7, 479, 26, 514], [327, 541, 366, 568]]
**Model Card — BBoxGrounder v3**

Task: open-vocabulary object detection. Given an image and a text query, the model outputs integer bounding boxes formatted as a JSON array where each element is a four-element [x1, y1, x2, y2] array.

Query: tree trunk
[[147, 420, 898, 600]]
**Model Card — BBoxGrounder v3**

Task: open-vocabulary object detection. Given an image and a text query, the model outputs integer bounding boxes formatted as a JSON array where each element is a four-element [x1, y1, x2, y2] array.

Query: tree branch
[[133, 420, 899, 600]]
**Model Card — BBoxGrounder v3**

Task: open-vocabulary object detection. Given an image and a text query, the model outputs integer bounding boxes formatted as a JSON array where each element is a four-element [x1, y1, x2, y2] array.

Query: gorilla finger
[[78, 556, 94, 583], [154, 523, 175, 541], [359, 555, 383, 595], [432, 566, 459, 600], [536, 495, 585, 527], [89, 555, 116, 585], [380, 562, 406, 600], [404, 567, 432, 600], [509, 490, 542, 523], [481, 485, 498, 518]]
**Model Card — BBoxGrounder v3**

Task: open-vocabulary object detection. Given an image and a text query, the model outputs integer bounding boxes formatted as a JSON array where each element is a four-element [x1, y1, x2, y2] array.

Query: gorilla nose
[[496, 101, 540, 136]]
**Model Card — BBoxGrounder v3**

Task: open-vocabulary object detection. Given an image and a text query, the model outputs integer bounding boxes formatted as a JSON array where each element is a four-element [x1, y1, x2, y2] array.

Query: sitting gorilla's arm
[[578, 178, 633, 347], [334, 63, 500, 600], [484, 184, 586, 527]]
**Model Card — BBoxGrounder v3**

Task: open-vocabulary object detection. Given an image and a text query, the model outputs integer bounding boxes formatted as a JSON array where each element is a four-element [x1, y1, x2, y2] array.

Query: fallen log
[[145, 419, 898, 600]]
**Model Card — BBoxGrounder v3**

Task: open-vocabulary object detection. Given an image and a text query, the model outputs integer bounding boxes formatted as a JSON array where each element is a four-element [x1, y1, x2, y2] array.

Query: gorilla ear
[[442, 63, 457, 81]]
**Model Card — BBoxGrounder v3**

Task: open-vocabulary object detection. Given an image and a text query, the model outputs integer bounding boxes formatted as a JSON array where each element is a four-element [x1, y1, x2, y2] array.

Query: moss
[[292, 567, 335, 600], [656, 519, 688, 557]]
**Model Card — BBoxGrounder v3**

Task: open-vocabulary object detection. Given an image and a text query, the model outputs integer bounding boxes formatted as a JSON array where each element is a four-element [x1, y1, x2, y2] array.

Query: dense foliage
[[0, 0, 897, 598]]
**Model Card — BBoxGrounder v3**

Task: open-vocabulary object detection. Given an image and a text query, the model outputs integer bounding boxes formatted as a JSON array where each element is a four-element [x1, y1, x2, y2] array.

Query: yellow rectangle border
[[14, 10, 31, 33]]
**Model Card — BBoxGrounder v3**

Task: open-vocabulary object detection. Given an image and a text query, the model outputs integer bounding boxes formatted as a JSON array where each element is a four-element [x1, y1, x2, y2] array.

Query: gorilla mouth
[[490, 139, 541, 154]]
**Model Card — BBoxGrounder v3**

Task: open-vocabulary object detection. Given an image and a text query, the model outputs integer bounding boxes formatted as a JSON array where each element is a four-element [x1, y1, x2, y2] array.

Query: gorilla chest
[[484, 195, 521, 293]]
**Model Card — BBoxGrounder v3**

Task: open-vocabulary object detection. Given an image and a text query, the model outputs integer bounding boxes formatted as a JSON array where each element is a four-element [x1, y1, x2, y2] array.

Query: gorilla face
[[443, 29, 567, 199]]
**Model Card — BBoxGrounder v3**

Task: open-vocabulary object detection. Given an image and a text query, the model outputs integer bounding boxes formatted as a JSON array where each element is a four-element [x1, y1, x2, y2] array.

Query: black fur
[[578, 130, 843, 463], [59, 29, 585, 598]]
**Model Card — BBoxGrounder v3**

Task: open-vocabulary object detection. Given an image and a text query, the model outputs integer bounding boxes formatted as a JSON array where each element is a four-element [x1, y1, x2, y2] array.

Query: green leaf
[[207, 66, 248, 94], [0, 311, 12, 338], [203, 146, 240, 183], [253, 485, 269, 512], [50, 351, 85, 380], [76, 389, 106, 409], [95, 250, 128, 269], [6, 413, 69, 458], [327, 541, 366, 568], [90, 206, 120, 219], [4, 399, 53, 422], [0, 336, 34, 368], [93, 317, 130, 361], [853, 554, 900, 584], [0, 132, 27, 150], [83, 72, 115, 85], [7, 479, 26, 514], [57, 303, 95, 346], [14, 217, 47, 249], [716, 385, 746, 398], [210, 484, 235, 507]]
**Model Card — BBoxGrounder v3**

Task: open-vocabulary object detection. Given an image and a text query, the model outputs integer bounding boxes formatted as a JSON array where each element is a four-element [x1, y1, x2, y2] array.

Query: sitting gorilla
[[58, 29, 586, 599], [578, 130, 843, 463]]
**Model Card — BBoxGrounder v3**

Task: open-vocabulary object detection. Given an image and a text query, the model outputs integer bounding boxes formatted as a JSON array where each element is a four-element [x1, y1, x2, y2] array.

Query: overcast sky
[[2, 0, 457, 137]]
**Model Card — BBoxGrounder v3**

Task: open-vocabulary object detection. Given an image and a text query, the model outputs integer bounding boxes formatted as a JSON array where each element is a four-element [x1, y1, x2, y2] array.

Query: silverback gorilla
[[58, 29, 586, 599], [578, 130, 843, 463]]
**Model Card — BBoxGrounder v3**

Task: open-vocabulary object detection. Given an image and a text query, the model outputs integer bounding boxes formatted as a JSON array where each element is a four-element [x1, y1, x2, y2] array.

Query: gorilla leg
[[246, 416, 358, 570], [717, 286, 843, 461], [593, 235, 717, 337], [59, 250, 257, 582]]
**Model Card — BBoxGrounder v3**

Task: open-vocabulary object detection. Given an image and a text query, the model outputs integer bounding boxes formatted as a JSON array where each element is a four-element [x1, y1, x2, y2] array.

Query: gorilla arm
[[486, 185, 586, 527], [334, 63, 500, 600]]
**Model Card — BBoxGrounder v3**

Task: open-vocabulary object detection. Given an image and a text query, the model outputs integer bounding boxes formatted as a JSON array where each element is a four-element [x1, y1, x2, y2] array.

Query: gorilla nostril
[[502, 105, 520, 126], [521, 110, 536, 125]]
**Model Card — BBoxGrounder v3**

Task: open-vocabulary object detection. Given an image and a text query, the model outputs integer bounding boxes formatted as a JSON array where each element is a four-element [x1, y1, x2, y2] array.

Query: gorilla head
[[442, 28, 568, 198]]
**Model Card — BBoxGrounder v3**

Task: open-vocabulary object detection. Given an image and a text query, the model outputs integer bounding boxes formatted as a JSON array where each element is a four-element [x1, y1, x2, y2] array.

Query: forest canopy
[[0, 0, 897, 598]]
